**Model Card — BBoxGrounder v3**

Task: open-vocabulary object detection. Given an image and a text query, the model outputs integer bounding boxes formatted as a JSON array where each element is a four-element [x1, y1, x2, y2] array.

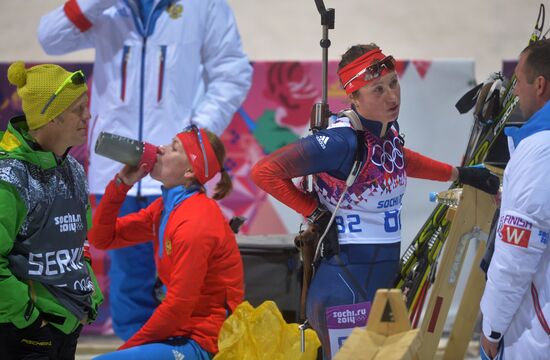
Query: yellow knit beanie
[[7, 61, 88, 130]]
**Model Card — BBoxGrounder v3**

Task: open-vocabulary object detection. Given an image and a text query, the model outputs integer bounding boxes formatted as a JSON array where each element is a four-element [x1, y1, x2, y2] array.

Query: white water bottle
[[429, 188, 463, 208], [94, 132, 158, 173]]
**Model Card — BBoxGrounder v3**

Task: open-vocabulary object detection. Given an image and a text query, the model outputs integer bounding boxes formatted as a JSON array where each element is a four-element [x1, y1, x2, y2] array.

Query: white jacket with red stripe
[[480, 128, 550, 359], [38, 0, 252, 196]]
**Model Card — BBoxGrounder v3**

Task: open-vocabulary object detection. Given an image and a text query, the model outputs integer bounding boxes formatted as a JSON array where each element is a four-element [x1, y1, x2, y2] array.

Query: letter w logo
[[501, 225, 530, 248]]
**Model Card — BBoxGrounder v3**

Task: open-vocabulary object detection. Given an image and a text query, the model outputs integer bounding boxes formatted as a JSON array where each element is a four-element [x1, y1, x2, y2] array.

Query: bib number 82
[[335, 214, 361, 233]]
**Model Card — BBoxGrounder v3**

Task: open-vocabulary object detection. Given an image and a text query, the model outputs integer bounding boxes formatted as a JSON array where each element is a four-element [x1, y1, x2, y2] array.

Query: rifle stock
[[295, 224, 322, 320]]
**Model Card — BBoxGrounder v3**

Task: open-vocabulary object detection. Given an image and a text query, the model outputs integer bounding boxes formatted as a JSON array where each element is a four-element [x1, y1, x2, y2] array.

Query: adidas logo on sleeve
[[316, 135, 329, 149]]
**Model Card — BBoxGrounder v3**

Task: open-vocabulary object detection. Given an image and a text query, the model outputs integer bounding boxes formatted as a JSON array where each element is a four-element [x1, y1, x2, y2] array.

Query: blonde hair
[[205, 130, 232, 200]]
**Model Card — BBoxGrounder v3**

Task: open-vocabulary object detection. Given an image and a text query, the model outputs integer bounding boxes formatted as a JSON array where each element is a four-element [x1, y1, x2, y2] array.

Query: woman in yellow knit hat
[[0, 61, 103, 360]]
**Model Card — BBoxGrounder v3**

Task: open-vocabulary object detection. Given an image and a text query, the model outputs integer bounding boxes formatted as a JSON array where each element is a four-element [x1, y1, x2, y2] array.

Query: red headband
[[338, 48, 391, 94], [177, 128, 221, 185]]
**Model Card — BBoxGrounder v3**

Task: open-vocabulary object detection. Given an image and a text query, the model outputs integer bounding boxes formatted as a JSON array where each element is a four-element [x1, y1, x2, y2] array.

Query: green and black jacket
[[0, 117, 103, 334]]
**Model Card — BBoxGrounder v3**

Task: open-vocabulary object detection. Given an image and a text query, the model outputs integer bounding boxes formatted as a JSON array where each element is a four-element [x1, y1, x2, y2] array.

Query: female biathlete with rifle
[[251, 43, 499, 358]]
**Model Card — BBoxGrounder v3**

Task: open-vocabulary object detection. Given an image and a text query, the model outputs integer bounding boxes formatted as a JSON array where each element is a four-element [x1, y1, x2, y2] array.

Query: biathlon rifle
[[296, 0, 335, 326]]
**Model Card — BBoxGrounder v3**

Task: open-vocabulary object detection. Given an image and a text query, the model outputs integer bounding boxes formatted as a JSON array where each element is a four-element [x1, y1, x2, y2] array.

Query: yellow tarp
[[214, 301, 320, 360]]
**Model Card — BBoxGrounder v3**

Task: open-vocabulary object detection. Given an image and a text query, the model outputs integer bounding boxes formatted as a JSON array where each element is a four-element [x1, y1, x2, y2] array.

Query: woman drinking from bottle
[[90, 126, 243, 360]]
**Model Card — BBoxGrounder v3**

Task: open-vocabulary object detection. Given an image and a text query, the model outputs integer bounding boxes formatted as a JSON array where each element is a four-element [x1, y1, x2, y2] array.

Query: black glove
[[457, 166, 500, 195]]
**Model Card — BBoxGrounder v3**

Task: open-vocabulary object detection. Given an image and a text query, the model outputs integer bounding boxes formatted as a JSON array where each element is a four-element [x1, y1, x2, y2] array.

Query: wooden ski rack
[[334, 289, 421, 360], [417, 185, 497, 359]]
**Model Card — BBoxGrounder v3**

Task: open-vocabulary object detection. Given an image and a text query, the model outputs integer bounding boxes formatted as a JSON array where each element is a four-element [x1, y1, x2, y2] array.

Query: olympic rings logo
[[74, 277, 94, 292], [371, 137, 404, 173]]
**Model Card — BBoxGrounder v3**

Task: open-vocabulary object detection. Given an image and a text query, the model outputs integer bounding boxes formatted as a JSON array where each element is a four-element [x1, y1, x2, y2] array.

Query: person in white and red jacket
[[38, 0, 252, 340], [480, 39, 550, 360]]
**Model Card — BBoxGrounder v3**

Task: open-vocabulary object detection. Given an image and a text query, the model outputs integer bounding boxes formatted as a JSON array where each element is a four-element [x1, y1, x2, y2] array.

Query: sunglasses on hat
[[40, 70, 86, 115], [342, 56, 396, 90], [182, 124, 209, 179]]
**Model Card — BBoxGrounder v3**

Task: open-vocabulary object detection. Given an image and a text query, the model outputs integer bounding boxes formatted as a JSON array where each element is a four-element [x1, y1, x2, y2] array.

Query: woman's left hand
[[117, 164, 150, 186]]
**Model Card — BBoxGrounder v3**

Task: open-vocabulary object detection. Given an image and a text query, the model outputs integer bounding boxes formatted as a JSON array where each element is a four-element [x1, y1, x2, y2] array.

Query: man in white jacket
[[38, 0, 252, 340], [480, 39, 550, 359]]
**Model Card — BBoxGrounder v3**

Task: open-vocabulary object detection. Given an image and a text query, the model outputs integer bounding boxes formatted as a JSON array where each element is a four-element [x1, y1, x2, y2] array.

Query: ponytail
[[205, 131, 232, 200], [213, 168, 232, 200]]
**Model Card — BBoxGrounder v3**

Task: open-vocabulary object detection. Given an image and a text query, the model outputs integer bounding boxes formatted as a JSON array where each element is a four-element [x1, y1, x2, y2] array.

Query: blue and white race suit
[[481, 100, 550, 360]]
